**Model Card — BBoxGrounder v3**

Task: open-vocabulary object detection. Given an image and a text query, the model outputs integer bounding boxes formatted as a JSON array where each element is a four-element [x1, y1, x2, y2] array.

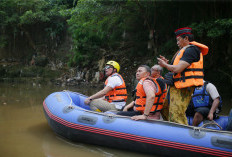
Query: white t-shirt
[[105, 74, 126, 109], [205, 82, 220, 113], [106, 75, 123, 89], [205, 82, 220, 100]]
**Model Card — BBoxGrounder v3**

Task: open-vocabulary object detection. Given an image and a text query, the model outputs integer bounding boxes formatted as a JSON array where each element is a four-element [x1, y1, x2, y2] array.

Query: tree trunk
[[19, 25, 36, 50]]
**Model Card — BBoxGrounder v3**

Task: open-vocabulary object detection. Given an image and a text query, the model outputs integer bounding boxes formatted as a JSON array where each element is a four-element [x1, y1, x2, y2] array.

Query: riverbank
[[0, 60, 107, 90], [0, 56, 142, 90]]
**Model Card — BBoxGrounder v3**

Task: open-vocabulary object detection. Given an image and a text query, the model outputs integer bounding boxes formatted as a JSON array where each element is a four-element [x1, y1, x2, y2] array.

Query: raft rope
[[63, 89, 115, 117], [63, 90, 74, 109], [200, 120, 222, 130]]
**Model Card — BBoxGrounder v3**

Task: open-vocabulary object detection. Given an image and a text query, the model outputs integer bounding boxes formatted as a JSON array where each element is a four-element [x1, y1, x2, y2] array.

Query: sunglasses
[[104, 65, 113, 70]]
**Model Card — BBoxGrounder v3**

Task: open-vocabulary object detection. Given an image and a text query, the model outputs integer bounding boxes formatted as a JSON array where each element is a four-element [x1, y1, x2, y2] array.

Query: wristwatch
[[143, 113, 149, 118]]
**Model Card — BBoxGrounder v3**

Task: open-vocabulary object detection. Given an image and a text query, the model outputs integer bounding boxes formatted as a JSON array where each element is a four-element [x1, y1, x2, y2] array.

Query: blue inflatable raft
[[43, 91, 232, 157]]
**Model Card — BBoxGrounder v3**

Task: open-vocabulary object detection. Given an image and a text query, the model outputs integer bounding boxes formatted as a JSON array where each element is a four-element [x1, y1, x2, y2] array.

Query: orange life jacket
[[104, 73, 127, 103], [173, 41, 208, 89], [134, 77, 167, 113]]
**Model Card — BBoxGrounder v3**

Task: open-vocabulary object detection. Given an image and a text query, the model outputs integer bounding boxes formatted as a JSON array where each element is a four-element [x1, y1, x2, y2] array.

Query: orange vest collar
[[190, 41, 208, 56]]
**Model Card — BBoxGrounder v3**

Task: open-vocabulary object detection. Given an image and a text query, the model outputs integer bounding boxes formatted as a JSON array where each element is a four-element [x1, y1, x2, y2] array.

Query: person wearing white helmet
[[84, 61, 128, 112]]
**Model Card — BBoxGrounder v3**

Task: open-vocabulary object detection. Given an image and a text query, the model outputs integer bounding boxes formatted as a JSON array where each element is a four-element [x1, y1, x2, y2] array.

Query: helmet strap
[[105, 65, 116, 77], [110, 69, 115, 76]]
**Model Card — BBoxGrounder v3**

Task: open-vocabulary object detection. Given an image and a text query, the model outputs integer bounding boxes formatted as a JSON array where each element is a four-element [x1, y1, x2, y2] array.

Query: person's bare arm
[[158, 58, 190, 73], [142, 88, 155, 115], [123, 101, 135, 111], [84, 86, 113, 104], [131, 80, 156, 120], [208, 97, 220, 120]]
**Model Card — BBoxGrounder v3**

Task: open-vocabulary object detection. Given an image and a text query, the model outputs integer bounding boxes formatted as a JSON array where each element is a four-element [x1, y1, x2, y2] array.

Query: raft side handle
[[106, 114, 115, 119], [193, 127, 201, 135], [200, 121, 222, 130]]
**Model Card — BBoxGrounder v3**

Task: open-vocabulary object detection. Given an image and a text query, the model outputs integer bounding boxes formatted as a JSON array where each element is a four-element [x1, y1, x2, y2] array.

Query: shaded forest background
[[0, 0, 231, 100]]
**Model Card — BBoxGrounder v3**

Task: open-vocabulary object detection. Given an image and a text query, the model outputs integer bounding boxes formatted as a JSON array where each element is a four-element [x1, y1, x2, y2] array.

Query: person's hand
[[123, 106, 128, 111], [131, 114, 147, 121], [84, 98, 91, 105], [157, 57, 167, 68], [207, 113, 214, 121], [159, 55, 169, 63]]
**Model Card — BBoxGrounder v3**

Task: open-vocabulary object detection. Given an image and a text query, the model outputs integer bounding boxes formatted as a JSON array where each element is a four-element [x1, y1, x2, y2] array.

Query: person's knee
[[194, 112, 203, 119], [195, 107, 210, 118], [193, 112, 204, 124], [89, 99, 104, 111], [192, 112, 204, 126], [90, 103, 101, 112]]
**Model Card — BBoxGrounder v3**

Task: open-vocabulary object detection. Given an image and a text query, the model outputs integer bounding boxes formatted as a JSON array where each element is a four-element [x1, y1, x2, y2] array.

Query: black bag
[[164, 72, 174, 86]]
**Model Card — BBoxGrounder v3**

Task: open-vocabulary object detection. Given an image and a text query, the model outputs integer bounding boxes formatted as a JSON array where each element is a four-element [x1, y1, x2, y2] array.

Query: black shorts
[[194, 107, 210, 118], [186, 106, 210, 118], [117, 110, 142, 116]]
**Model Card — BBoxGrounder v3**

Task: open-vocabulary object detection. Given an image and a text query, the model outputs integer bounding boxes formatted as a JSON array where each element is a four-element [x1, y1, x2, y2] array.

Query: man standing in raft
[[84, 61, 127, 112], [157, 27, 209, 125]]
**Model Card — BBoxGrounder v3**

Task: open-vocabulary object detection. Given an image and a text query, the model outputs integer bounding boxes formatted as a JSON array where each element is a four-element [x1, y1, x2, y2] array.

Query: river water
[[0, 81, 155, 157], [0, 81, 231, 157]]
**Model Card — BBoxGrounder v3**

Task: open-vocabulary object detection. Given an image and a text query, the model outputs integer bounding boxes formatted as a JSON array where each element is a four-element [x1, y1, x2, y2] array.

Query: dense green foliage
[[66, 0, 232, 97], [0, 0, 232, 97], [67, 1, 232, 66], [67, 0, 159, 67], [0, 0, 71, 60]]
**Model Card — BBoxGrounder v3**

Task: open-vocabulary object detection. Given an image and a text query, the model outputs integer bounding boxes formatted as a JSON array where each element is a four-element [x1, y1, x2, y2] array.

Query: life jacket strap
[[136, 96, 146, 99], [184, 68, 204, 72], [173, 75, 204, 82], [135, 102, 163, 108], [116, 94, 127, 96], [134, 104, 144, 107], [112, 99, 126, 102], [192, 93, 209, 98], [115, 87, 126, 90]]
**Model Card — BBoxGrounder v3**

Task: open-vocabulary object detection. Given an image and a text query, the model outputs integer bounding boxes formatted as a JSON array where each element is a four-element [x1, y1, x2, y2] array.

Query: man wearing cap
[[157, 27, 209, 125], [84, 60, 127, 112]]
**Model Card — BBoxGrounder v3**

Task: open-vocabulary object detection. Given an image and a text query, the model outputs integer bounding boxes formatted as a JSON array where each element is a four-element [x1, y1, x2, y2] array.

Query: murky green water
[[0, 81, 154, 157]]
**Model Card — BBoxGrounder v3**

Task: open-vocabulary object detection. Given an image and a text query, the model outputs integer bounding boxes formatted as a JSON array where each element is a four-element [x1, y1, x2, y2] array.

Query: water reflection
[[0, 82, 152, 157], [42, 132, 150, 157]]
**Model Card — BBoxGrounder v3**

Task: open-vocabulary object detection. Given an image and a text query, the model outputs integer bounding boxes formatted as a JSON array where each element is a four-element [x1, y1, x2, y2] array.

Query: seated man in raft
[[186, 80, 222, 126], [151, 64, 165, 79], [151, 64, 169, 120], [117, 65, 167, 120], [84, 61, 127, 112]]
